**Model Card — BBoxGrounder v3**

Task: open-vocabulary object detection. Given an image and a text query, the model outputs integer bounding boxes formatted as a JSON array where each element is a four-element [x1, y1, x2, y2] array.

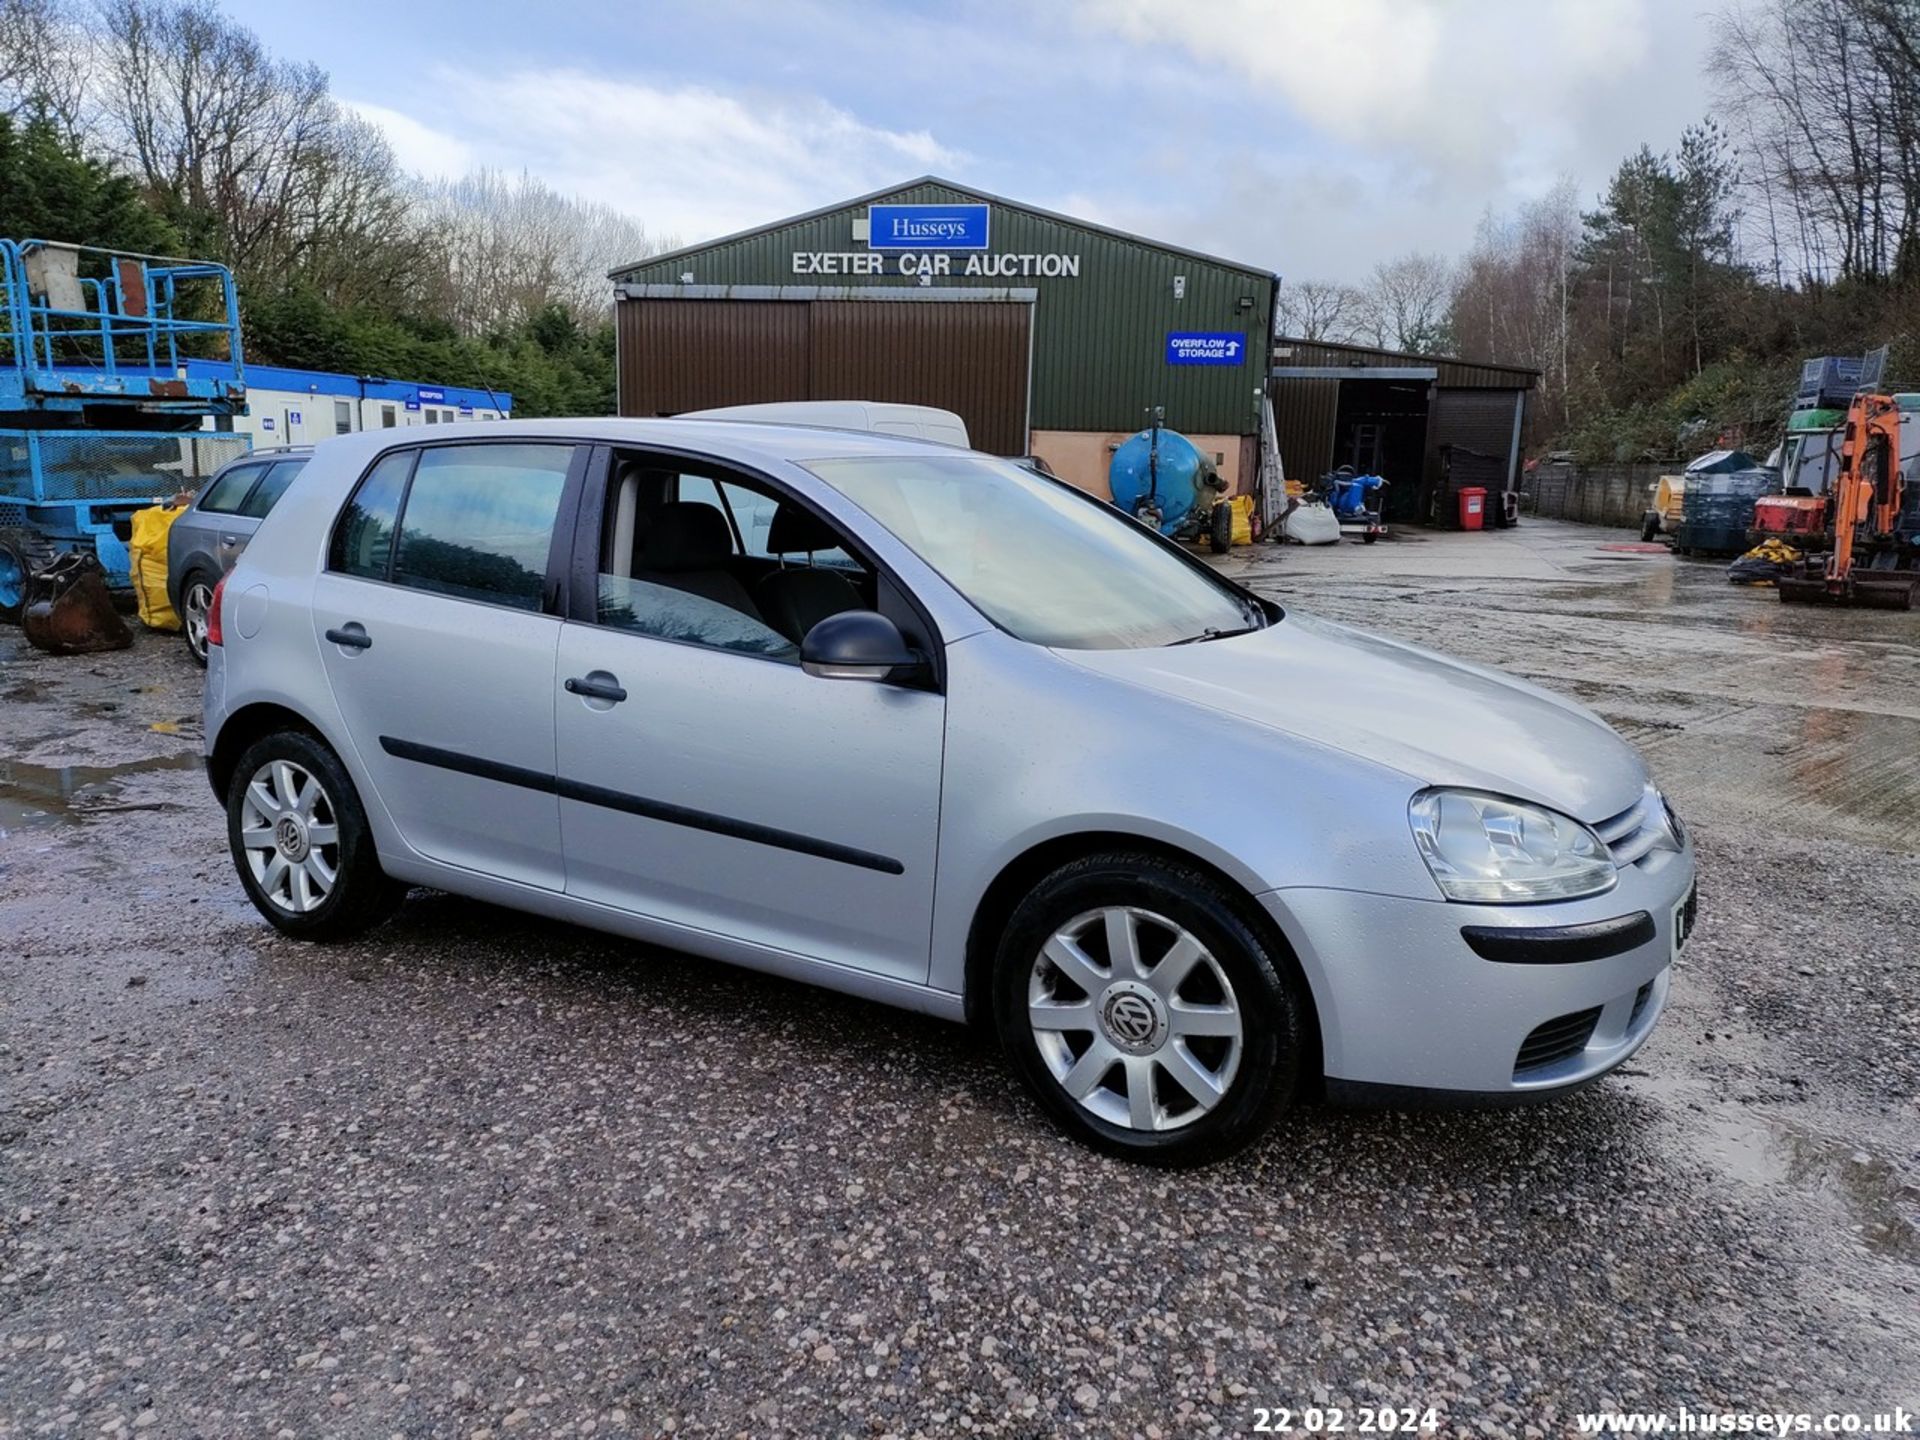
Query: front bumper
[[1260, 842, 1694, 1098]]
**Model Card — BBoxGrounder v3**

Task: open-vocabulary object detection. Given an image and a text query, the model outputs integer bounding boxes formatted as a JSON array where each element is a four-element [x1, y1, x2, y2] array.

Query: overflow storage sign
[[1166, 332, 1247, 366]]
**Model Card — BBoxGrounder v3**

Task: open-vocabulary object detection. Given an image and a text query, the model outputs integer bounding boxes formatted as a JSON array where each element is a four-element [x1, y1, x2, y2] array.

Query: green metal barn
[[610, 178, 1277, 499]]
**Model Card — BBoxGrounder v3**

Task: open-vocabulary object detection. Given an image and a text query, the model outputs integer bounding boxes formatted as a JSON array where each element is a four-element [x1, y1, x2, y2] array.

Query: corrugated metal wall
[[1271, 376, 1340, 487], [615, 181, 1272, 437], [617, 297, 1032, 456], [1430, 390, 1521, 473], [1275, 337, 1540, 391]]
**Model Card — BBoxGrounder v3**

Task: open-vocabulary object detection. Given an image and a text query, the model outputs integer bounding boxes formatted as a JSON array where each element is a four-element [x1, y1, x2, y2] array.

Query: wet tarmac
[[1, 518, 1916, 1438]]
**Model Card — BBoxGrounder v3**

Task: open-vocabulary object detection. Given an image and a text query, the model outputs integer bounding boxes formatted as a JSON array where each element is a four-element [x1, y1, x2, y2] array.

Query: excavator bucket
[[1776, 574, 1832, 604], [1777, 570, 1916, 608], [1847, 574, 1918, 610]]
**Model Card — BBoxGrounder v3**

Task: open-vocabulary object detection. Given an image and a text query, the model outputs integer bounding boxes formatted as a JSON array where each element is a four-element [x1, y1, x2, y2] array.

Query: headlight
[[1408, 789, 1617, 903]]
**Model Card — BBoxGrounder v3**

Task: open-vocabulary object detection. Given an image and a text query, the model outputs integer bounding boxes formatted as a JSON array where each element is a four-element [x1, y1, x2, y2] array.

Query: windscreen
[[806, 454, 1259, 649]]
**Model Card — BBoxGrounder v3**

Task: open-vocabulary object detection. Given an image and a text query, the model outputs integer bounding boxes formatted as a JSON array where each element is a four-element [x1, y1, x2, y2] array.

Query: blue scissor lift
[[0, 238, 252, 619]]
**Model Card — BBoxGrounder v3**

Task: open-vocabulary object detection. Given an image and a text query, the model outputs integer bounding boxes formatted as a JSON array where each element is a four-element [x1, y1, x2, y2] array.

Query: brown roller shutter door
[[617, 297, 1032, 455]]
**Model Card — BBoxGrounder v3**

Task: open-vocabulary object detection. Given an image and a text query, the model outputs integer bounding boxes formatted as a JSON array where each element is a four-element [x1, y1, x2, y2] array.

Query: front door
[[310, 440, 582, 890], [552, 453, 945, 983]]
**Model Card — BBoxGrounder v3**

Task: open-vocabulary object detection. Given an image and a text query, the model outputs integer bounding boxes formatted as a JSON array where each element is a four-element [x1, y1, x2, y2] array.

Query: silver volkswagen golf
[[203, 420, 1696, 1164]]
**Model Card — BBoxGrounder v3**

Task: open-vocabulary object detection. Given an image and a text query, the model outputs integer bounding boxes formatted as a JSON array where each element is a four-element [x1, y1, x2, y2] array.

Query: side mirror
[[801, 610, 925, 683]]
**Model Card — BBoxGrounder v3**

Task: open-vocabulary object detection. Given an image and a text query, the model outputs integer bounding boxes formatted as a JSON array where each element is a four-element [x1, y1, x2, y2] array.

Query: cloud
[[1069, 0, 1710, 281], [347, 68, 964, 249], [342, 99, 474, 179]]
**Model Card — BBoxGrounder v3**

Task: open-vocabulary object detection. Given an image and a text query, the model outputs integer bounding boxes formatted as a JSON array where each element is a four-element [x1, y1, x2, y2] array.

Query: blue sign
[[417, 386, 445, 403], [1166, 332, 1247, 366], [868, 203, 990, 251], [288, 409, 302, 426], [262, 417, 274, 430], [405, 400, 421, 411]]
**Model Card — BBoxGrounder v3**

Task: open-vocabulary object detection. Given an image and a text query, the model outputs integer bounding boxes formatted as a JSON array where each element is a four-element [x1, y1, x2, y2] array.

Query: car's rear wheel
[[992, 853, 1304, 1166], [180, 570, 215, 666], [226, 730, 404, 941]]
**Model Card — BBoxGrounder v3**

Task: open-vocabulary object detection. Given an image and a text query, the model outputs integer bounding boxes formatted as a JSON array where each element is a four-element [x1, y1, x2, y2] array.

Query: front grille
[[1514, 1006, 1603, 1074], [1629, 981, 1654, 1027], [1593, 786, 1673, 868]]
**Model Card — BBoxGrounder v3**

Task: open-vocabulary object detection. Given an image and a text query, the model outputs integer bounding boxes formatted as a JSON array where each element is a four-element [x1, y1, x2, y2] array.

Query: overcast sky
[[223, 0, 1723, 285]]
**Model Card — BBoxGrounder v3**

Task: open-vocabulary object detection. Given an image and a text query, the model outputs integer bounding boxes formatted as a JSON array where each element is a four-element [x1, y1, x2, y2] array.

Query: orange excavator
[[1776, 390, 1918, 608]]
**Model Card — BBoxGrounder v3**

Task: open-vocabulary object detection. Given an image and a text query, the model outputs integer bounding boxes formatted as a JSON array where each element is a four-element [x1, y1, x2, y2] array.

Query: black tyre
[[226, 729, 405, 941], [1362, 529, 1379, 544], [0, 528, 52, 625], [1640, 513, 1661, 543], [1209, 502, 1234, 554], [992, 852, 1306, 1166], [179, 568, 216, 667]]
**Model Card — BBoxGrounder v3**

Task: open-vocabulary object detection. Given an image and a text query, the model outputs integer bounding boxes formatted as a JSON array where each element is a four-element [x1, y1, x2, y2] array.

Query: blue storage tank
[[1109, 426, 1207, 534]]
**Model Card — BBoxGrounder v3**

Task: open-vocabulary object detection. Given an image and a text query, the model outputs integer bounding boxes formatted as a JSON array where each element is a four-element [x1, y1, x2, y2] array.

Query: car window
[[596, 574, 797, 659], [197, 463, 266, 514], [724, 480, 858, 569], [389, 444, 572, 611], [592, 456, 872, 660], [330, 451, 415, 579], [808, 453, 1256, 650], [235, 458, 306, 520], [674, 474, 736, 546]]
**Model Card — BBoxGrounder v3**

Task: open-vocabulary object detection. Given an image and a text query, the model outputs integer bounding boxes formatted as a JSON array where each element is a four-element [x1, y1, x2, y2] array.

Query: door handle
[[325, 625, 372, 650], [221, 534, 242, 545], [564, 675, 627, 703]]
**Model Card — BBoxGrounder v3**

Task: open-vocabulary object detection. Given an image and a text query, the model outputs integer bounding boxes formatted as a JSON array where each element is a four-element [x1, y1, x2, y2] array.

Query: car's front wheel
[[993, 852, 1305, 1165], [226, 730, 405, 941]]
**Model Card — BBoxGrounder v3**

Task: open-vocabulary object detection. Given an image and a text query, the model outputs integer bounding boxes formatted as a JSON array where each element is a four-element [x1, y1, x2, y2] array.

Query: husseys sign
[[868, 203, 990, 250], [791, 200, 1083, 280]]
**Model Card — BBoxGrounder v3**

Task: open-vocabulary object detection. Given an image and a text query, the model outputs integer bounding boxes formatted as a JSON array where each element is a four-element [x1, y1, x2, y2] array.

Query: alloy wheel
[[239, 759, 340, 913], [183, 580, 212, 660], [1027, 905, 1244, 1133]]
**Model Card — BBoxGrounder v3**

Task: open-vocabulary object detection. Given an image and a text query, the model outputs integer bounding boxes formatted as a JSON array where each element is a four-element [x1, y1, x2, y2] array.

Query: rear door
[[310, 440, 586, 890]]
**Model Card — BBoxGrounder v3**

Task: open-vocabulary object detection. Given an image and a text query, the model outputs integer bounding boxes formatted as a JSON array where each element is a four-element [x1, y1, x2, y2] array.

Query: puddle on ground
[[1629, 1074, 1920, 1261], [0, 752, 201, 837]]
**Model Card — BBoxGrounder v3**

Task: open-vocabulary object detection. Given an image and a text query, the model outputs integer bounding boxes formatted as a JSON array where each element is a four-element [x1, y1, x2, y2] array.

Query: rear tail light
[[206, 573, 228, 647]]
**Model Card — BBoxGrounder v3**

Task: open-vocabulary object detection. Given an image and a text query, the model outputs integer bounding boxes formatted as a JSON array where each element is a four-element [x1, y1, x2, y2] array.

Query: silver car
[[167, 447, 310, 665], [203, 421, 1696, 1164]]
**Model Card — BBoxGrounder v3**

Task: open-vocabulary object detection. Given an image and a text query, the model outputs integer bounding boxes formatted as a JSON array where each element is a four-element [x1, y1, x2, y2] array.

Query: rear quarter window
[[197, 463, 266, 514], [235, 459, 306, 519]]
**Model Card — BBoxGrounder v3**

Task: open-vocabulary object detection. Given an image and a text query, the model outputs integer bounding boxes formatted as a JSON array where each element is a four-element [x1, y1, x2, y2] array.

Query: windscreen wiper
[[1169, 624, 1261, 646]]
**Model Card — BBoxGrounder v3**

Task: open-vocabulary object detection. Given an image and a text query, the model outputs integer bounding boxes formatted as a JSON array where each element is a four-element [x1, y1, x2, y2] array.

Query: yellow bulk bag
[[128, 503, 184, 632], [1231, 494, 1255, 546]]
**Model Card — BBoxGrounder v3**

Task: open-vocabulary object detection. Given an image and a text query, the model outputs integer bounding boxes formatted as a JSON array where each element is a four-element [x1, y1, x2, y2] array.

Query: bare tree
[[1275, 278, 1366, 341], [1451, 181, 1580, 420], [412, 169, 673, 334], [0, 0, 87, 130], [1712, 0, 1920, 283], [1357, 252, 1457, 352], [86, 0, 419, 295]]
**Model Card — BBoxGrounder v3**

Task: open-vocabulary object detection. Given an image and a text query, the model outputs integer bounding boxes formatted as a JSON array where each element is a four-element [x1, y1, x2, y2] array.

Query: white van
[[681, 401, 970, 449]]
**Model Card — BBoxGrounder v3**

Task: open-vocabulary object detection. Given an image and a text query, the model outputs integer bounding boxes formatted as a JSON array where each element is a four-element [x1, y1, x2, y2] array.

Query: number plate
[[1671, 885, 1698, 964]]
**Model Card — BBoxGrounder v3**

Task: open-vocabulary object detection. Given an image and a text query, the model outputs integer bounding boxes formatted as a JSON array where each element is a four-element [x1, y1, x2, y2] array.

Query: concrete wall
[[1523, 459, 1674, 529], [1031, 429, 1251, 501]]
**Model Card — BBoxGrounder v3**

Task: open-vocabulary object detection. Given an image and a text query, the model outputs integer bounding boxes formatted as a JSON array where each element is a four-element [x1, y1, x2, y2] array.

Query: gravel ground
[[2, 518, 1917, 1439]]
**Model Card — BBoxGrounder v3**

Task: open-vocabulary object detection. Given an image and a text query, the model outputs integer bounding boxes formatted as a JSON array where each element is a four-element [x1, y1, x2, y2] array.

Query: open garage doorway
[[1332, 378, 1431, 524]]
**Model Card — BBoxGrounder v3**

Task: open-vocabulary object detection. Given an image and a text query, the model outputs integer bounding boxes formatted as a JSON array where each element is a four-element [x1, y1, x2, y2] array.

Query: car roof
[[224, 444, 313, 464], [343, 416, 979, 468]]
